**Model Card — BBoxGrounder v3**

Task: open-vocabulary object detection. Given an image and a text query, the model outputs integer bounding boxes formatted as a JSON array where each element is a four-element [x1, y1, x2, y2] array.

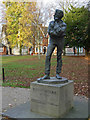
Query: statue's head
[[54, 9, 64, 21]]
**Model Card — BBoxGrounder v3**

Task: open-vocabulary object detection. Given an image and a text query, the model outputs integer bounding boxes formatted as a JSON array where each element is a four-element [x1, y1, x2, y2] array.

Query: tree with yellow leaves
[[4, 2, 37, 55]]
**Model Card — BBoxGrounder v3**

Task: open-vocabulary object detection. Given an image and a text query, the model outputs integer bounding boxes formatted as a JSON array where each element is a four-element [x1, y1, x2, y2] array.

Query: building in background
[[65, 46, 85, 55], [0, 43, 8, 55], [1, 24, 49, 55]]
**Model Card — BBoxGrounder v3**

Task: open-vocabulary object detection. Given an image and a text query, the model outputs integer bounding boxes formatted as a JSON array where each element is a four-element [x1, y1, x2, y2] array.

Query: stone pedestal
[[30, 77, 74, 118]]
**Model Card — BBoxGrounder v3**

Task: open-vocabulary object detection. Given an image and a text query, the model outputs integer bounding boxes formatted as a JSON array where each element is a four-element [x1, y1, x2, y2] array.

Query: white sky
[[37, 0, 89, 4], [37, 0, 54, 4]]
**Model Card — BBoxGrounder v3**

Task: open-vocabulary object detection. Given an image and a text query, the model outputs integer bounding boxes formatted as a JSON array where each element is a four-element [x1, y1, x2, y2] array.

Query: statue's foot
[[56, 74, 62, 79], [42, 75, 50, 79], [37, 75, 50, 82]]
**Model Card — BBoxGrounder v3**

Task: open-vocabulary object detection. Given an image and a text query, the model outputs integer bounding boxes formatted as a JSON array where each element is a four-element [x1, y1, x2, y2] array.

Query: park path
[[1, 87, 30, 113]]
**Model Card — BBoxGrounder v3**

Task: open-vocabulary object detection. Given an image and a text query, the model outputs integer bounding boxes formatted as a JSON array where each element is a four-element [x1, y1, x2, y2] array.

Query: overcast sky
[[37, 0, 89, 5]]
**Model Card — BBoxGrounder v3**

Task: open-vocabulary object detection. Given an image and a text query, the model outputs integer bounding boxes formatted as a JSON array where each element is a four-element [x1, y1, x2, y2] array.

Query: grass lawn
[[2, 55, 88, 97]]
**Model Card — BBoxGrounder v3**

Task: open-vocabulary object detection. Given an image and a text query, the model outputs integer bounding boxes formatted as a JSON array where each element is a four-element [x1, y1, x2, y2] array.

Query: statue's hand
[[50, 30, 57, 36], [50, 21, 55, 27], [56, 27, 61, 33]]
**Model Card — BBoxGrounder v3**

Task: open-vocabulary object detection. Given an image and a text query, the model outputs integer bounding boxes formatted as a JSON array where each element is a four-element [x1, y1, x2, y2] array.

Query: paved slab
[[2, 96, 89, 119], [0, 86, 2, 120], [2, 87, 30, 111]]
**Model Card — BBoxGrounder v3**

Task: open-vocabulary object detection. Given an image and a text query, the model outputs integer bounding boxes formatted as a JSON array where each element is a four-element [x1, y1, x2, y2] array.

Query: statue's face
[[54, 9, 63, 21]]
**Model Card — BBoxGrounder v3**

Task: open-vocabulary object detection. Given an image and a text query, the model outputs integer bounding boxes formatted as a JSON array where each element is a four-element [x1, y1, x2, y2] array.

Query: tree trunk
[[20, 45, 22, 55], [38, 44, 41, 59], [85, 49, 89, 57], [73, 47, 76, 55], [9, 47, 12, 55], [33, 36, 35, 54], [77, 47, 79, 55]]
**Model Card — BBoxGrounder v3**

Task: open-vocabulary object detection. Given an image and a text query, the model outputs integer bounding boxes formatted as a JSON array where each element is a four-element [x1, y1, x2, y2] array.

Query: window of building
[[0, 48, 3, 52], [36, 47, 38, 52]]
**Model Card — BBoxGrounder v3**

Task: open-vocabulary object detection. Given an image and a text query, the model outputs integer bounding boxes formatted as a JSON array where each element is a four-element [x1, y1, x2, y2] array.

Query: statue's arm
[[60, 23, 67, 33], [48, 21, 57, 36], [56, 23, 67, 36]]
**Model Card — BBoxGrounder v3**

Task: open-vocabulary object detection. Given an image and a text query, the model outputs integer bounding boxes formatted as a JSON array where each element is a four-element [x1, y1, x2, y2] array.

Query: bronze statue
[[37, 9, 66, 81]]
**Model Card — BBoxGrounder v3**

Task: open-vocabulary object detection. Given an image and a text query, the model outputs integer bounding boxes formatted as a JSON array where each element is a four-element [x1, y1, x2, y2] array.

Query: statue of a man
[[38, 9, 66, 81]]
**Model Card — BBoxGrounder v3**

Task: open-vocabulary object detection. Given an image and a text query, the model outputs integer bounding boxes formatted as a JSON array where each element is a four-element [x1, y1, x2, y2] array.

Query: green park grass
[[1, 55, 88, 97], [2, 55, 58, 88]]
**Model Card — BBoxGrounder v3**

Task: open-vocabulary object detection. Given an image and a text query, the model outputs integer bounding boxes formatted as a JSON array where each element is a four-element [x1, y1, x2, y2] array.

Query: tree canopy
[[63, 5, 89, 52], [4, 2, 38, 54], [3, 1, 49, 54]]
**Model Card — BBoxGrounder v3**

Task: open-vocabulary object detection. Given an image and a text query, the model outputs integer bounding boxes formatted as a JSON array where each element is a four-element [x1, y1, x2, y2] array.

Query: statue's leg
[[37, 43, 55, 81], [56, 47, 62, 75], [56, 39, 65, 77], [45, 43, 55, 75]]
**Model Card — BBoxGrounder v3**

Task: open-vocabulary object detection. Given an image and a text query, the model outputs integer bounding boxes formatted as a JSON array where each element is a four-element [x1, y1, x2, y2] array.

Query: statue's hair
[[54, 9, 64, 19]]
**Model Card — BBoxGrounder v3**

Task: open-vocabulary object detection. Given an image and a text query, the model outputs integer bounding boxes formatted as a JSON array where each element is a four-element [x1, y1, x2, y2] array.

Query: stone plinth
[[30, 77, 74, 118]]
